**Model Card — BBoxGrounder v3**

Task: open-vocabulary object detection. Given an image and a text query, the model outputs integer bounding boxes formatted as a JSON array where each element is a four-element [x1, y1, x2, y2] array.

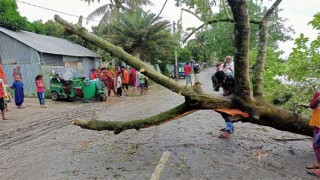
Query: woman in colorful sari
[[129, 67, 136, 86], [105, 67, 116, 96]]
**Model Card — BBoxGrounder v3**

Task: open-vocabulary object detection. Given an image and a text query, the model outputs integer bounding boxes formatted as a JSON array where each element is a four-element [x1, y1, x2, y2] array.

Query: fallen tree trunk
[[54, 2, 312, 137]]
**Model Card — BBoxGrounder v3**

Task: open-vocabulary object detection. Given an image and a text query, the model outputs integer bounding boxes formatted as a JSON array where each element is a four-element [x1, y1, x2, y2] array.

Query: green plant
[[44, 89, 52, 99]]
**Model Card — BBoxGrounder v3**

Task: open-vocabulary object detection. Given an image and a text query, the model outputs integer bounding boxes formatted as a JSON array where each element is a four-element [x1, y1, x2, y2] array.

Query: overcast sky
[[16, 0, 320, 57]]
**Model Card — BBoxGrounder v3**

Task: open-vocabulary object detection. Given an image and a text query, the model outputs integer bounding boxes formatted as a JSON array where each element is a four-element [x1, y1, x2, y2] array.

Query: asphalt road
[[0, 67, 316, 180]]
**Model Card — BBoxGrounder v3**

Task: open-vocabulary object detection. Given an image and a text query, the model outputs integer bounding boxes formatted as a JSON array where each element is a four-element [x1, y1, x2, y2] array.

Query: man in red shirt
[[121, 66, 130, 96], [184, 62, 192, 86]]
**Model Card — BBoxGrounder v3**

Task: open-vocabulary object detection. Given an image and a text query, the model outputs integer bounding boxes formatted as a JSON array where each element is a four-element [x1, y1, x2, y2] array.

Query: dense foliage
[[101, 8, 176, 64], [0, 0, 30, 31], [198, 0, 293, 60], [276, 12, 320, 115]]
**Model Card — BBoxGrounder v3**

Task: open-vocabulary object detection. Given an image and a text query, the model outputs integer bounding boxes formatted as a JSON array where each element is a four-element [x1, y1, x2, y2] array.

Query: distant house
[[0, 26, 101, 94]]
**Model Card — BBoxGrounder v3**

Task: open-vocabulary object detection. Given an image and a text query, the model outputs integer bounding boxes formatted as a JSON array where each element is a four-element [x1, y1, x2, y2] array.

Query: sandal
[[218, 132, 231, 139], [307, 169, 320, 177], [306, 163, 320, 169]]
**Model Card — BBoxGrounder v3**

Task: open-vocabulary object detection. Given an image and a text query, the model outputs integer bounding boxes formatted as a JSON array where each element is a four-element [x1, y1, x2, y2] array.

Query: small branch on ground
[[72, 103, 197, 134]]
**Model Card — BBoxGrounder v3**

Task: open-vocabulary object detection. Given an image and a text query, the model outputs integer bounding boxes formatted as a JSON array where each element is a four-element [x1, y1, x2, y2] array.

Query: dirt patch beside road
[[0, 68, 316, 179]]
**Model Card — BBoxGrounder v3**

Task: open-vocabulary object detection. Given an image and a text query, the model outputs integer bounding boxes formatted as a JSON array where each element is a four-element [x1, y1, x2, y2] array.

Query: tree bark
[[226, 0, 252, 100], [253, 0, 283, 97]]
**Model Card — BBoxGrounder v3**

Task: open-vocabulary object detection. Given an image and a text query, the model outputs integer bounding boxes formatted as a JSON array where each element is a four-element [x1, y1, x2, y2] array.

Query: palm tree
[[83, 0, 153, 24], [106, 8, 176, 64]]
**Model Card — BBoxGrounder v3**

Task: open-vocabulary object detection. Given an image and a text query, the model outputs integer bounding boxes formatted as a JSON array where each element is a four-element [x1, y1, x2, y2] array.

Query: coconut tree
[[106, 8, 176, 64], [82, 0, 153, 25]]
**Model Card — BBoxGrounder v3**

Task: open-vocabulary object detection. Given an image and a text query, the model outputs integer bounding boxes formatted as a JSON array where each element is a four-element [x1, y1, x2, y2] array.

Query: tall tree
[[182, 0, 293, 60], [0, 0, 30, 31], [105, 8, 176, 64], [82, 0, 153, 25], [55, 0, 314, 137]]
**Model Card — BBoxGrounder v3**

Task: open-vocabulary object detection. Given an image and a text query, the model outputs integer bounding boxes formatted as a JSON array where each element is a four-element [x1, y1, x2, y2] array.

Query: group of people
[[90, 64, 149, 97], [0, 65, 47, 121], [183, 61, 201, 86], [212, 56, 235, 96]]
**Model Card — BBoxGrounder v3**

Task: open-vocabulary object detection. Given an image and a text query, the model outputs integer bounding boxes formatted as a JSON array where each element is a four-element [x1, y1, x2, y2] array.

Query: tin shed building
[[0, 27, 101, 95]]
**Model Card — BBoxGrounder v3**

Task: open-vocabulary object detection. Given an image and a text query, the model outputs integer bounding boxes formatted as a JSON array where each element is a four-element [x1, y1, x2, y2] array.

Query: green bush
[[45, 89, 51, 99], [266, 84, 314, 115]]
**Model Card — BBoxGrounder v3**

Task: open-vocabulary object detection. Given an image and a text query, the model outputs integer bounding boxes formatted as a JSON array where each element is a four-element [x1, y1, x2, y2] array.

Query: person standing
[[0, 78, 8, 120], [35, 75, 46, 108], [183, 62, 192, 86], [306, 90, 320, 177], [116, 71, 122, 97], [11, 77, 24, 109], [105, 67, 117, 96], [121, 66, 130, 96], [193, 61, 201, 83], [211, 71, 249, 138], [129, 67, 137, 86], [138, 70, 146, 95]]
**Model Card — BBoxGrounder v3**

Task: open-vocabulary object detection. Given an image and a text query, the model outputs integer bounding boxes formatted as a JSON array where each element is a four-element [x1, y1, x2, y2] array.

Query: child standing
[[307, 90, 320, 176], [12, 77, 24, 109], [35, 75, 46, 108], [116, 71, 122, 97], [138, 70, 146, 95]]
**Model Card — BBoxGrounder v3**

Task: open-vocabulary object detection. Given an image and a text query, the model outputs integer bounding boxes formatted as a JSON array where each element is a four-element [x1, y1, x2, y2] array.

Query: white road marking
[[150, 151, 171, 180]]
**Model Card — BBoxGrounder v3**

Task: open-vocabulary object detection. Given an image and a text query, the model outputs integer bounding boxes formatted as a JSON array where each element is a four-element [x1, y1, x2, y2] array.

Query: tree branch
[[181, 8, 202, 21], [227, 0, 252, 100], [262, 0, 282, 21], [252, 0, 283, 97], [221, 0, 231, 19], [72, 103, 197, 133], [182, 18, 261, 44], [155, 0, 168, 19]]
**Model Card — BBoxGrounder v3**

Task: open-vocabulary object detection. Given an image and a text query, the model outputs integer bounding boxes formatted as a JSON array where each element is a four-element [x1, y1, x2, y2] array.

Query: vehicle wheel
[[100, 93, 107, 102], [51, 92, 59, 101]]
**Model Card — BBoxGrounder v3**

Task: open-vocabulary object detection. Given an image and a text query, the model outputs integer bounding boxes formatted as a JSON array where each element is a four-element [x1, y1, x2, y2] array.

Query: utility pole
[[173, 21, 178, 80]]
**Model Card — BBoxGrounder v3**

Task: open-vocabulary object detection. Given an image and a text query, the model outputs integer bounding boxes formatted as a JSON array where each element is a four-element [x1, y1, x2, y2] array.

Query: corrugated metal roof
[[0, 27, 101, 58]]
